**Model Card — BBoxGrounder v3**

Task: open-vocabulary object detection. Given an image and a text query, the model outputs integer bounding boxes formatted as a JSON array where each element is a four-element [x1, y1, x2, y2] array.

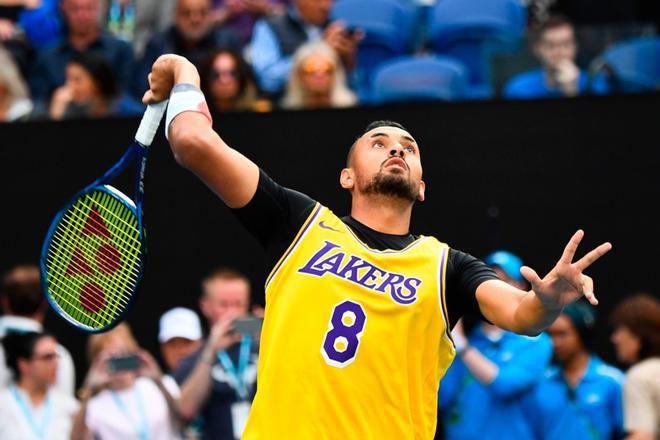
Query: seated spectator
[[503, 15, 599, 99], [28, 0, 135, 105], [0, 265, 75, 396], [72, 323, 182, 440], [135, 0, 241, 98], [610, 294, 660, 440], [281, 40, 356, 110], [48, 51, 143, 119], [250, 0, 360, 97], [0, 47, 32, 122], [158, 307, 203, 373], [524, 302, 624, 440], [0, 332, 79, 440], [200, 48, 271, 113], [129, 0, 177, 57], [439, 250, 553, 440], [211, 0, 286, 45]]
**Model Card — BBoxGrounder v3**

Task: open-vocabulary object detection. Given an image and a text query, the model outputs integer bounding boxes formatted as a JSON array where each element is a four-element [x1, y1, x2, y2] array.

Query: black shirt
[[233, 170, 498, 328]]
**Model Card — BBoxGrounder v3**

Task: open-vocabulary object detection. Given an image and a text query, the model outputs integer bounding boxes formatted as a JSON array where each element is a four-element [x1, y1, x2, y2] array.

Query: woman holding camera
[[72, 323, 182, 440]]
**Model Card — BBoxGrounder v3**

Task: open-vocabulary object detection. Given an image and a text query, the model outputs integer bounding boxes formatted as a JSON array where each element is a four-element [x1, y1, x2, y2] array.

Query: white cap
[[158, 307, 203, 343]]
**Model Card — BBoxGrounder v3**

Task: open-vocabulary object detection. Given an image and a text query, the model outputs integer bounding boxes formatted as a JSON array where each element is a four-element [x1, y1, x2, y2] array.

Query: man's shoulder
[[504, 69, 546, 97], [172, 346, 205, 383], [627, 357, 660, 381]]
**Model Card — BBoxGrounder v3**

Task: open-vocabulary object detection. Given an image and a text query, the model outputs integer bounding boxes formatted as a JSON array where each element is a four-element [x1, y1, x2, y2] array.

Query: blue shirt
[[439, 326, 552, 440], [503, 68, 598, 99], [522, 355, 624, 440]]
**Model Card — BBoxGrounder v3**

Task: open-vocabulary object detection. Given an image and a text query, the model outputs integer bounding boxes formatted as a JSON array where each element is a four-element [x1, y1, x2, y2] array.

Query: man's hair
[[346, 120, 409, 166], [610, 293, 660, 360], [532, 14, 574, 43], [201, 267, 251, 297], [1, 331, 51, 379], [1, 265, 44, 316]]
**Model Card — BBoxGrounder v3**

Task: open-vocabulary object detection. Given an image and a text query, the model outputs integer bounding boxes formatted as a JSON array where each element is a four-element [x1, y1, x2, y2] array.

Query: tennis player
[[143, 54, 612, 439]]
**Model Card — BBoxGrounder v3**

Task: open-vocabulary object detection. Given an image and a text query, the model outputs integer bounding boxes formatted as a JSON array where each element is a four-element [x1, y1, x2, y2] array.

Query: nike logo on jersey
[[318, 221, 341, 232], [298, 240, 421, 305]]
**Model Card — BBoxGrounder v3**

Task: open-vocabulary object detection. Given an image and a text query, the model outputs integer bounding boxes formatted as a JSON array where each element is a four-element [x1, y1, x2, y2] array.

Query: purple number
[[321, 300, 367, 367]]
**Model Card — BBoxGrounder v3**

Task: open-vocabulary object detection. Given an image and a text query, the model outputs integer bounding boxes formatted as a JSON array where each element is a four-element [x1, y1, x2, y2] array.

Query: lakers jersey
[[242, 204, 456, 439]]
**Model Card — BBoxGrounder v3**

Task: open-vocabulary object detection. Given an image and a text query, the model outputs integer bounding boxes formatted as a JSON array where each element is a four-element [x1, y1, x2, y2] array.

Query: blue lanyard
[[217, 336, 252, 400], [111, 385, 149, 440], [11, 386, 52, 440]]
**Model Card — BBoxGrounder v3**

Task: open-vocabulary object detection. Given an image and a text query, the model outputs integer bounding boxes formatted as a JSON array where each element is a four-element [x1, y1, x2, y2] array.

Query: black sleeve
[[444, 249, 499, 329], [232, 169, 316, 272]]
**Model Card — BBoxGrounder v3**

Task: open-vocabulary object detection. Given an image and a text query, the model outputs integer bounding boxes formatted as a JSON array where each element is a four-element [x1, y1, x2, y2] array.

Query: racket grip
[[135, 100, 169, 147]]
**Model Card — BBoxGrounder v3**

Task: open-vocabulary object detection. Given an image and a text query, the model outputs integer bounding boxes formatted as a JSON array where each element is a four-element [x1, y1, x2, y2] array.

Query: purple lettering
[[393, 277, 422, 305], [298, 241, 341, 276], [358, 265, 387, 289], [375, 273, 405, 297], [337, 256, 373, 283]]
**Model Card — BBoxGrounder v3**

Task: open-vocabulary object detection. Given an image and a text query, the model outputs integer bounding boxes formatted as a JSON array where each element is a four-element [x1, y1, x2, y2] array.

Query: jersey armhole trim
[[265, 202, 323, 289], [437, 247, 455, 351]]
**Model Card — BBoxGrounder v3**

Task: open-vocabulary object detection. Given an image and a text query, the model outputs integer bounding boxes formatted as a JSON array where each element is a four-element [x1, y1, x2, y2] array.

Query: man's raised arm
[[142, 54, 259, 209]]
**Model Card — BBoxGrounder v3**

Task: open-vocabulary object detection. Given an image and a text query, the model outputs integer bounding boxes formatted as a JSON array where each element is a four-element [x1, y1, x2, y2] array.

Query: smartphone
[[233, 316, 264, 335], [107, 354, 140, 372]]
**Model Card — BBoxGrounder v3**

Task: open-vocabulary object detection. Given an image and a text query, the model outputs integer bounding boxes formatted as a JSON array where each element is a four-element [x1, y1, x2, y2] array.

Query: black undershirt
[[233, 170, 498, 329]]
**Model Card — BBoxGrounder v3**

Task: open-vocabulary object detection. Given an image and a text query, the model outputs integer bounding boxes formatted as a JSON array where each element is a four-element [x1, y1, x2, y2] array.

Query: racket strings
[[44, 189, 143, 330]]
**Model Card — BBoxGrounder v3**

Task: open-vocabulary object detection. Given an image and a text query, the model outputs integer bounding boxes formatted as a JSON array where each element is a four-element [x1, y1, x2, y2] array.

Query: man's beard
[[361, 171, 417, 202]]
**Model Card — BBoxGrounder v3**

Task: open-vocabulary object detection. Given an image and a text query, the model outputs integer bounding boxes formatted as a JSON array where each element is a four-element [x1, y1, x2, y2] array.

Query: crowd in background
[[0, 0, 659, 123], [0, 257, 658, 439]]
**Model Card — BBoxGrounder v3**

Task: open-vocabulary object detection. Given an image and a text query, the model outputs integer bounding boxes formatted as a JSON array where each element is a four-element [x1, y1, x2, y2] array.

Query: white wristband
[[165, 83, 212, 140]]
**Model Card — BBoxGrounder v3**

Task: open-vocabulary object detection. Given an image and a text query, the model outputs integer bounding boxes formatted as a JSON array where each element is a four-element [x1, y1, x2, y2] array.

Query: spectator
[[200, 48, 270, 113], [135, 0, 241, 98], [72, 323, 182, 439], [439, 250, 553, 440], [174, 267, 258, 440], [211, 0, 286, 45], [0, 47, 32, 122], [0, 265, 75, 396], [48, 51, 143, 119], [131, 0, 177, 57], [524, 302, 624, 439], [611, 294, 660, 440], [281, 40, 356, 110], [158, 307, 203, 373], [0, 332, 78, 440], [28, 0, 135, 105], [503, 15, 599, 99], [250, 0, 360, 97]]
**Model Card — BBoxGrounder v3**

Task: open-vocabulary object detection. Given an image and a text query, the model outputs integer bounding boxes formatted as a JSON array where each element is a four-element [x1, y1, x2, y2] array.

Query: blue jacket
[[439, 326, 552, 440], [522, 355, 624, 440], [503, 68, 608, 99]]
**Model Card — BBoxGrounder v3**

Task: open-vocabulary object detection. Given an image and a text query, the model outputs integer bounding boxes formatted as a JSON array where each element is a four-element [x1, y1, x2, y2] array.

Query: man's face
[[200, 278, 250, 325], [61, 0, 101, 35], [343, 126, 424, 203], [534, 25, 577, 70], [547, 314, 583, 363], [175, 0, 211, 42], [21, 336, 59, 386], [160, 337, 202, 371], [610, 325, 641, 365], [294, 0, 332, 26]]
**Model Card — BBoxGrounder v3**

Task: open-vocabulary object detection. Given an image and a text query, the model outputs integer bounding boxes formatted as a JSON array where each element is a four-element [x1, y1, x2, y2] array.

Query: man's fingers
[[520, 266, 542, 287], [575, 242, 612, 271], [581, 275, 598, 305], [559, 229, 584, 264], [141, 90, 153, 105]]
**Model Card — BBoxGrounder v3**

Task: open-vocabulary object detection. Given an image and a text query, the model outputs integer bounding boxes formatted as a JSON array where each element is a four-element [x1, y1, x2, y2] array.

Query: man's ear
[[417, 180, 426, 202], [340, 168, 354, 190]]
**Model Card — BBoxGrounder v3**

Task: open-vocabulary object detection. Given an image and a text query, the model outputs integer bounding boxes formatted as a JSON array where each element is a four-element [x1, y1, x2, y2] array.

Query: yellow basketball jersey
[[243, 204, 456, 439]]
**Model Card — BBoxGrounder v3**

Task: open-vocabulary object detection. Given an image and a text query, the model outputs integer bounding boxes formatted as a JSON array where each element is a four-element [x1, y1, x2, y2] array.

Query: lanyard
[[217, 336, 252, 400], [11, 386, 52, 440], [111, 385, 149, 440]]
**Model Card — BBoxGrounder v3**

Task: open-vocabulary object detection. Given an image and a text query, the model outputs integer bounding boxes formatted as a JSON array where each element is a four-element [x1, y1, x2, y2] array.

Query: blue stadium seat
[[426, 0, 527, 98], [371, 55, 469, 104], [331, 0, 417, 100], [596, 37, 660, 93]]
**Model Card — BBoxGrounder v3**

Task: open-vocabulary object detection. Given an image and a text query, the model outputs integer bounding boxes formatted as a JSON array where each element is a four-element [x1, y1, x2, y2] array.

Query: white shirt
[[86, 376, 180, 439], [0, 386, 79, 440], [0, 316, 76, 396]]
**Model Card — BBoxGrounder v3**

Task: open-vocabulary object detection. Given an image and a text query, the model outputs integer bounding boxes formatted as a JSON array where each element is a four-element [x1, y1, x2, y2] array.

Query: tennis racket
[[40, 101, 168, 333]]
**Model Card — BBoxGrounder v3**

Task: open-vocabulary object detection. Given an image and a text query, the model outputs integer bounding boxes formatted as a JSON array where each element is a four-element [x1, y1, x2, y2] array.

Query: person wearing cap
[[523, 301, 624, 440], [159, 307, 203, 373], [438, 250, 553, 440]]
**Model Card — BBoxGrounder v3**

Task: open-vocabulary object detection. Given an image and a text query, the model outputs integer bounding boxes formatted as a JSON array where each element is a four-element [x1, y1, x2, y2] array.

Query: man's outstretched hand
[[521, 230, 612, 308], [142, 54, 199, 104]]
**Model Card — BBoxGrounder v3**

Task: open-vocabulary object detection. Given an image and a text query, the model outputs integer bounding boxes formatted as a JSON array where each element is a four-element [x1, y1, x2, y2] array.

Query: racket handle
[[135, 100, 169, 147]]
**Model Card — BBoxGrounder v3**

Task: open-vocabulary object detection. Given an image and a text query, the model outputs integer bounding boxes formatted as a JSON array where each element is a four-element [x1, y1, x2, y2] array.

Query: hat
[[484, 250, 524, 282], [562, 301, 596, 347], [158, 307, 202, 343]]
